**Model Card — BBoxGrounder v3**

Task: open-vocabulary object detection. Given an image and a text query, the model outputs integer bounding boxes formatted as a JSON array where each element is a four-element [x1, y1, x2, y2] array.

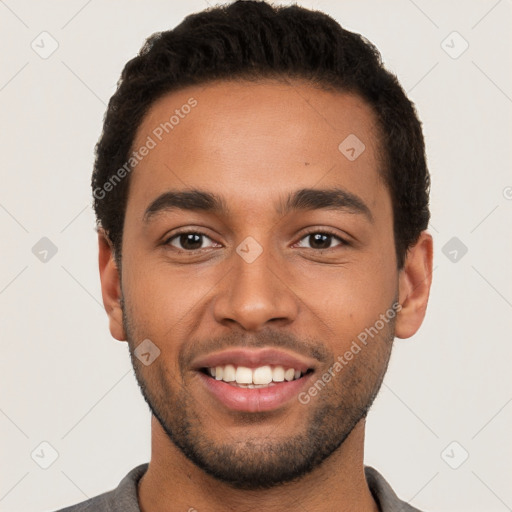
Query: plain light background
[[1, 1, 511, 511]]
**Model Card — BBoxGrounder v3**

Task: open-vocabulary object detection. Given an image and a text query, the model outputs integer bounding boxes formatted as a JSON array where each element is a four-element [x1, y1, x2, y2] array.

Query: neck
[[137, 416, 379, 512]]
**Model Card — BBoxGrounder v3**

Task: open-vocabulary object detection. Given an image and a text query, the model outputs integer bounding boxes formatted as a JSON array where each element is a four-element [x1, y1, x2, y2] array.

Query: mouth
[[199, 364, 314, 389], [195, 363, 315, 413]]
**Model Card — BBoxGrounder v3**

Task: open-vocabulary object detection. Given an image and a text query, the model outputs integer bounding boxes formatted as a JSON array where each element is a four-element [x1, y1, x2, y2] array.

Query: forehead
[[127, 79, 387, 221]]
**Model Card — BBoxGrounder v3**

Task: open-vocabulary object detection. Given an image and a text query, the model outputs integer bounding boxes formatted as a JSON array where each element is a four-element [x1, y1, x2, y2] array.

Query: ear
[[98, 228, 126, 341], [395, 231, 433, 339]]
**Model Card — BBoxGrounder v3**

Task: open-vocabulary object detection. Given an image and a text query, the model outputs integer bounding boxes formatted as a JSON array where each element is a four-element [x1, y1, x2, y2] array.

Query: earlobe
[[395, 231, 433, 339], [98, 229, 126, 342]]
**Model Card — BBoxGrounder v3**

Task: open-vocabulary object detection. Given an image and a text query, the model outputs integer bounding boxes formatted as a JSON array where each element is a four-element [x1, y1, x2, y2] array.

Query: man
[[57, 1, 433, 510]]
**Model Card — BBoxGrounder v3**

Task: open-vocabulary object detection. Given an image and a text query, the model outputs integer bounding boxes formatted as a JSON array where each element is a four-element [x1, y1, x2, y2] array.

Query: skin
[[98, 79, 433, 512]]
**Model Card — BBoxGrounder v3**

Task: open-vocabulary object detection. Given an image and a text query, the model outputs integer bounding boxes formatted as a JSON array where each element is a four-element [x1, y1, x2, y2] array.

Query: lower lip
[[198, 371, 313, 412]]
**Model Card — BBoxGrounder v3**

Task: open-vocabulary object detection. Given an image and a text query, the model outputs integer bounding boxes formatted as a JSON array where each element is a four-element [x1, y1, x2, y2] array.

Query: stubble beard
[[122, 298, 395, 490]]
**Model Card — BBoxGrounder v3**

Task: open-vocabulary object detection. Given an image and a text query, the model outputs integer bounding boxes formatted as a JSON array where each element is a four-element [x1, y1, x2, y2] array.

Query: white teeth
[[235, 366, 253, 384], [223, 364, 236, 382], [284, 368, 295, 381], [272, 366, 285, 382], [253, 365, 273, 385], [232, 382, 277, 389], [206, 364, 306, 385]]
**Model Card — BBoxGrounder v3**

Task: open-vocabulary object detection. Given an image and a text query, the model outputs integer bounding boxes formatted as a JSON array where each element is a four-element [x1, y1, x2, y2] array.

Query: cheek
[[296, 259, 397, 348], [122, 258, 215, 340]]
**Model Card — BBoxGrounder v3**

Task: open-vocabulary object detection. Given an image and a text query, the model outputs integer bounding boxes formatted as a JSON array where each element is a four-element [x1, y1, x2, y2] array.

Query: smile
[[202, 364, 308, 388], [198, 365, 315, 412]]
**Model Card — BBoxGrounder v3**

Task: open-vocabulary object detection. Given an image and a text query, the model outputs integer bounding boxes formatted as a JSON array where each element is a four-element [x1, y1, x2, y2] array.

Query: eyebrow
[[143, 187, 373, 223]]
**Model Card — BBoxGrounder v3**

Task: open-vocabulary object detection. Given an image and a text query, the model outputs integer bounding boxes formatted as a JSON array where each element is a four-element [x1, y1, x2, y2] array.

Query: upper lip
[[191, 348, 317, 373]]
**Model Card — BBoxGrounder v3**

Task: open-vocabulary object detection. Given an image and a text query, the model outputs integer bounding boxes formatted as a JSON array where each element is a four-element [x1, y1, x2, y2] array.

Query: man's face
[[119, 79, 399, 489]]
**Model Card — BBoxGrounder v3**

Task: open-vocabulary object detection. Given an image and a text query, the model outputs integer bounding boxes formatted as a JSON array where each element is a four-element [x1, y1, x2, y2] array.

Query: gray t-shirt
[[54, 463, 424, 511]]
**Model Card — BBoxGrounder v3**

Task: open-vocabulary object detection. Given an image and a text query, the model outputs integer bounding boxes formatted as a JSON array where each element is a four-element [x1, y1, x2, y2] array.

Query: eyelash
[[163, 228, 349, 252]]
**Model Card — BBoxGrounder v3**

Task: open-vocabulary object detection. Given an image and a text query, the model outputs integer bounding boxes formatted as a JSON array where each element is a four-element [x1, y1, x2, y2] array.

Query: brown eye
[[165, 231, 216, 251], [296, 231, 346, 250]]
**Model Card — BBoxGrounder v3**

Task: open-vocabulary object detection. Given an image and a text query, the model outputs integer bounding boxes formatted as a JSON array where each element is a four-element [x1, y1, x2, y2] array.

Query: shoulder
[[364, 466, 425, 512], [54, 490, 114, 512], [53, 463, 149, 512]]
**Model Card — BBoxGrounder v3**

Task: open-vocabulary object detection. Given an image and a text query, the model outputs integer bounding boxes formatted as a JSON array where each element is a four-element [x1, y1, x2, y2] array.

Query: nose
[[212, 241, 299, 331]]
